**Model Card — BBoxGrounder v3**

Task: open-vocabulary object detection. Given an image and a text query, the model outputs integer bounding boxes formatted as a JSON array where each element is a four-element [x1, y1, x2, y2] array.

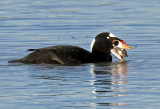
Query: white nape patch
[[109, 33, 117, 37], [90, 38, 95, 52]]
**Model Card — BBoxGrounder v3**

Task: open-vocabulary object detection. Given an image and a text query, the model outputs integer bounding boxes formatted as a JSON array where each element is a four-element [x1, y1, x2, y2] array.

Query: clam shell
[[115, 48, 128, 57]]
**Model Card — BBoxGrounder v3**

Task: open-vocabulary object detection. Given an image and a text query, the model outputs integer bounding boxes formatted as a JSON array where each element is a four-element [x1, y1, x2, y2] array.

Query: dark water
[[0, 0, 160, 108]]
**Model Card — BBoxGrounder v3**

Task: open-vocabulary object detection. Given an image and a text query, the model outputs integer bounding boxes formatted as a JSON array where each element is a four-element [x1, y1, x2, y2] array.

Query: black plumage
[[8, 32, 129, 64]]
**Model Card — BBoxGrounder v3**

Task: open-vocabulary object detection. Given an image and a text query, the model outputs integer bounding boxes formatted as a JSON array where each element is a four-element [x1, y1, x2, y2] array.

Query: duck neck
[[90, 51, 112, 62]]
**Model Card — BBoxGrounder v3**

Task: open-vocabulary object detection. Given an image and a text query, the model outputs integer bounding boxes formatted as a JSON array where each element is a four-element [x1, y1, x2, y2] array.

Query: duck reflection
[[90, 62, 128, 106]]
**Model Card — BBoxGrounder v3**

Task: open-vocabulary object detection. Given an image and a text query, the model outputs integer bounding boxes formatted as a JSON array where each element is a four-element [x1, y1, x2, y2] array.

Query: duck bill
[[120, 41, 132, 49], [118, 41, 132, 49], [111, 48, 124, 61], [122, 45, 132, 49]]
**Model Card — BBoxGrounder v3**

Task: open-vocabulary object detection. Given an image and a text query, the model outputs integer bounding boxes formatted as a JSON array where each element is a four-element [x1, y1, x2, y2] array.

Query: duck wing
[[9, 45, 91, 64]]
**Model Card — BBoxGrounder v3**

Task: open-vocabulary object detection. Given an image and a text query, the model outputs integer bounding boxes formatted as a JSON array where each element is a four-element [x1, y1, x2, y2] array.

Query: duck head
[[90, 32, 131, 61]]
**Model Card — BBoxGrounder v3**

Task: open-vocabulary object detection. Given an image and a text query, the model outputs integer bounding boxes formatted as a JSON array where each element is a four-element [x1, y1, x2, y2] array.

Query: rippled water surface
[[1, 0, 160, 109]]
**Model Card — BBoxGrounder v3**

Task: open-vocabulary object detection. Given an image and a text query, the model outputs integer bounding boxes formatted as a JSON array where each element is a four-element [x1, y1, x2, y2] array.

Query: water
[[0, 0, 160, 108]]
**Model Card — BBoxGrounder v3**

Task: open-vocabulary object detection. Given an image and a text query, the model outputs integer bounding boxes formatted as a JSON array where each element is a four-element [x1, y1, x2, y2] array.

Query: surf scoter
[[8, 32, 131, 64]]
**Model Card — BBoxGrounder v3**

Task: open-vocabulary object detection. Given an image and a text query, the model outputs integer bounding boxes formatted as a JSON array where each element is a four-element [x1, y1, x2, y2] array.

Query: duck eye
[[113, 41, 119, 46]]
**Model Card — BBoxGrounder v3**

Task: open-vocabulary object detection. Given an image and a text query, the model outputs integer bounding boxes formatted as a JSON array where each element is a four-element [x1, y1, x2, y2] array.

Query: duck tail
[[8, 59, 23, 63]]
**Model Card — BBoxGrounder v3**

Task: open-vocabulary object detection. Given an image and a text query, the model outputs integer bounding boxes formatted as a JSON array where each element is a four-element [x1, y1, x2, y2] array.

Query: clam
[[115, 47, 128, 57]]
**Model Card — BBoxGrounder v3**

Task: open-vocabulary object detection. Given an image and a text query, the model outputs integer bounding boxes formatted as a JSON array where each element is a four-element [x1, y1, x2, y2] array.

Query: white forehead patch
[[109, 33, 117, 37], [90, 38, 95, 52]]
